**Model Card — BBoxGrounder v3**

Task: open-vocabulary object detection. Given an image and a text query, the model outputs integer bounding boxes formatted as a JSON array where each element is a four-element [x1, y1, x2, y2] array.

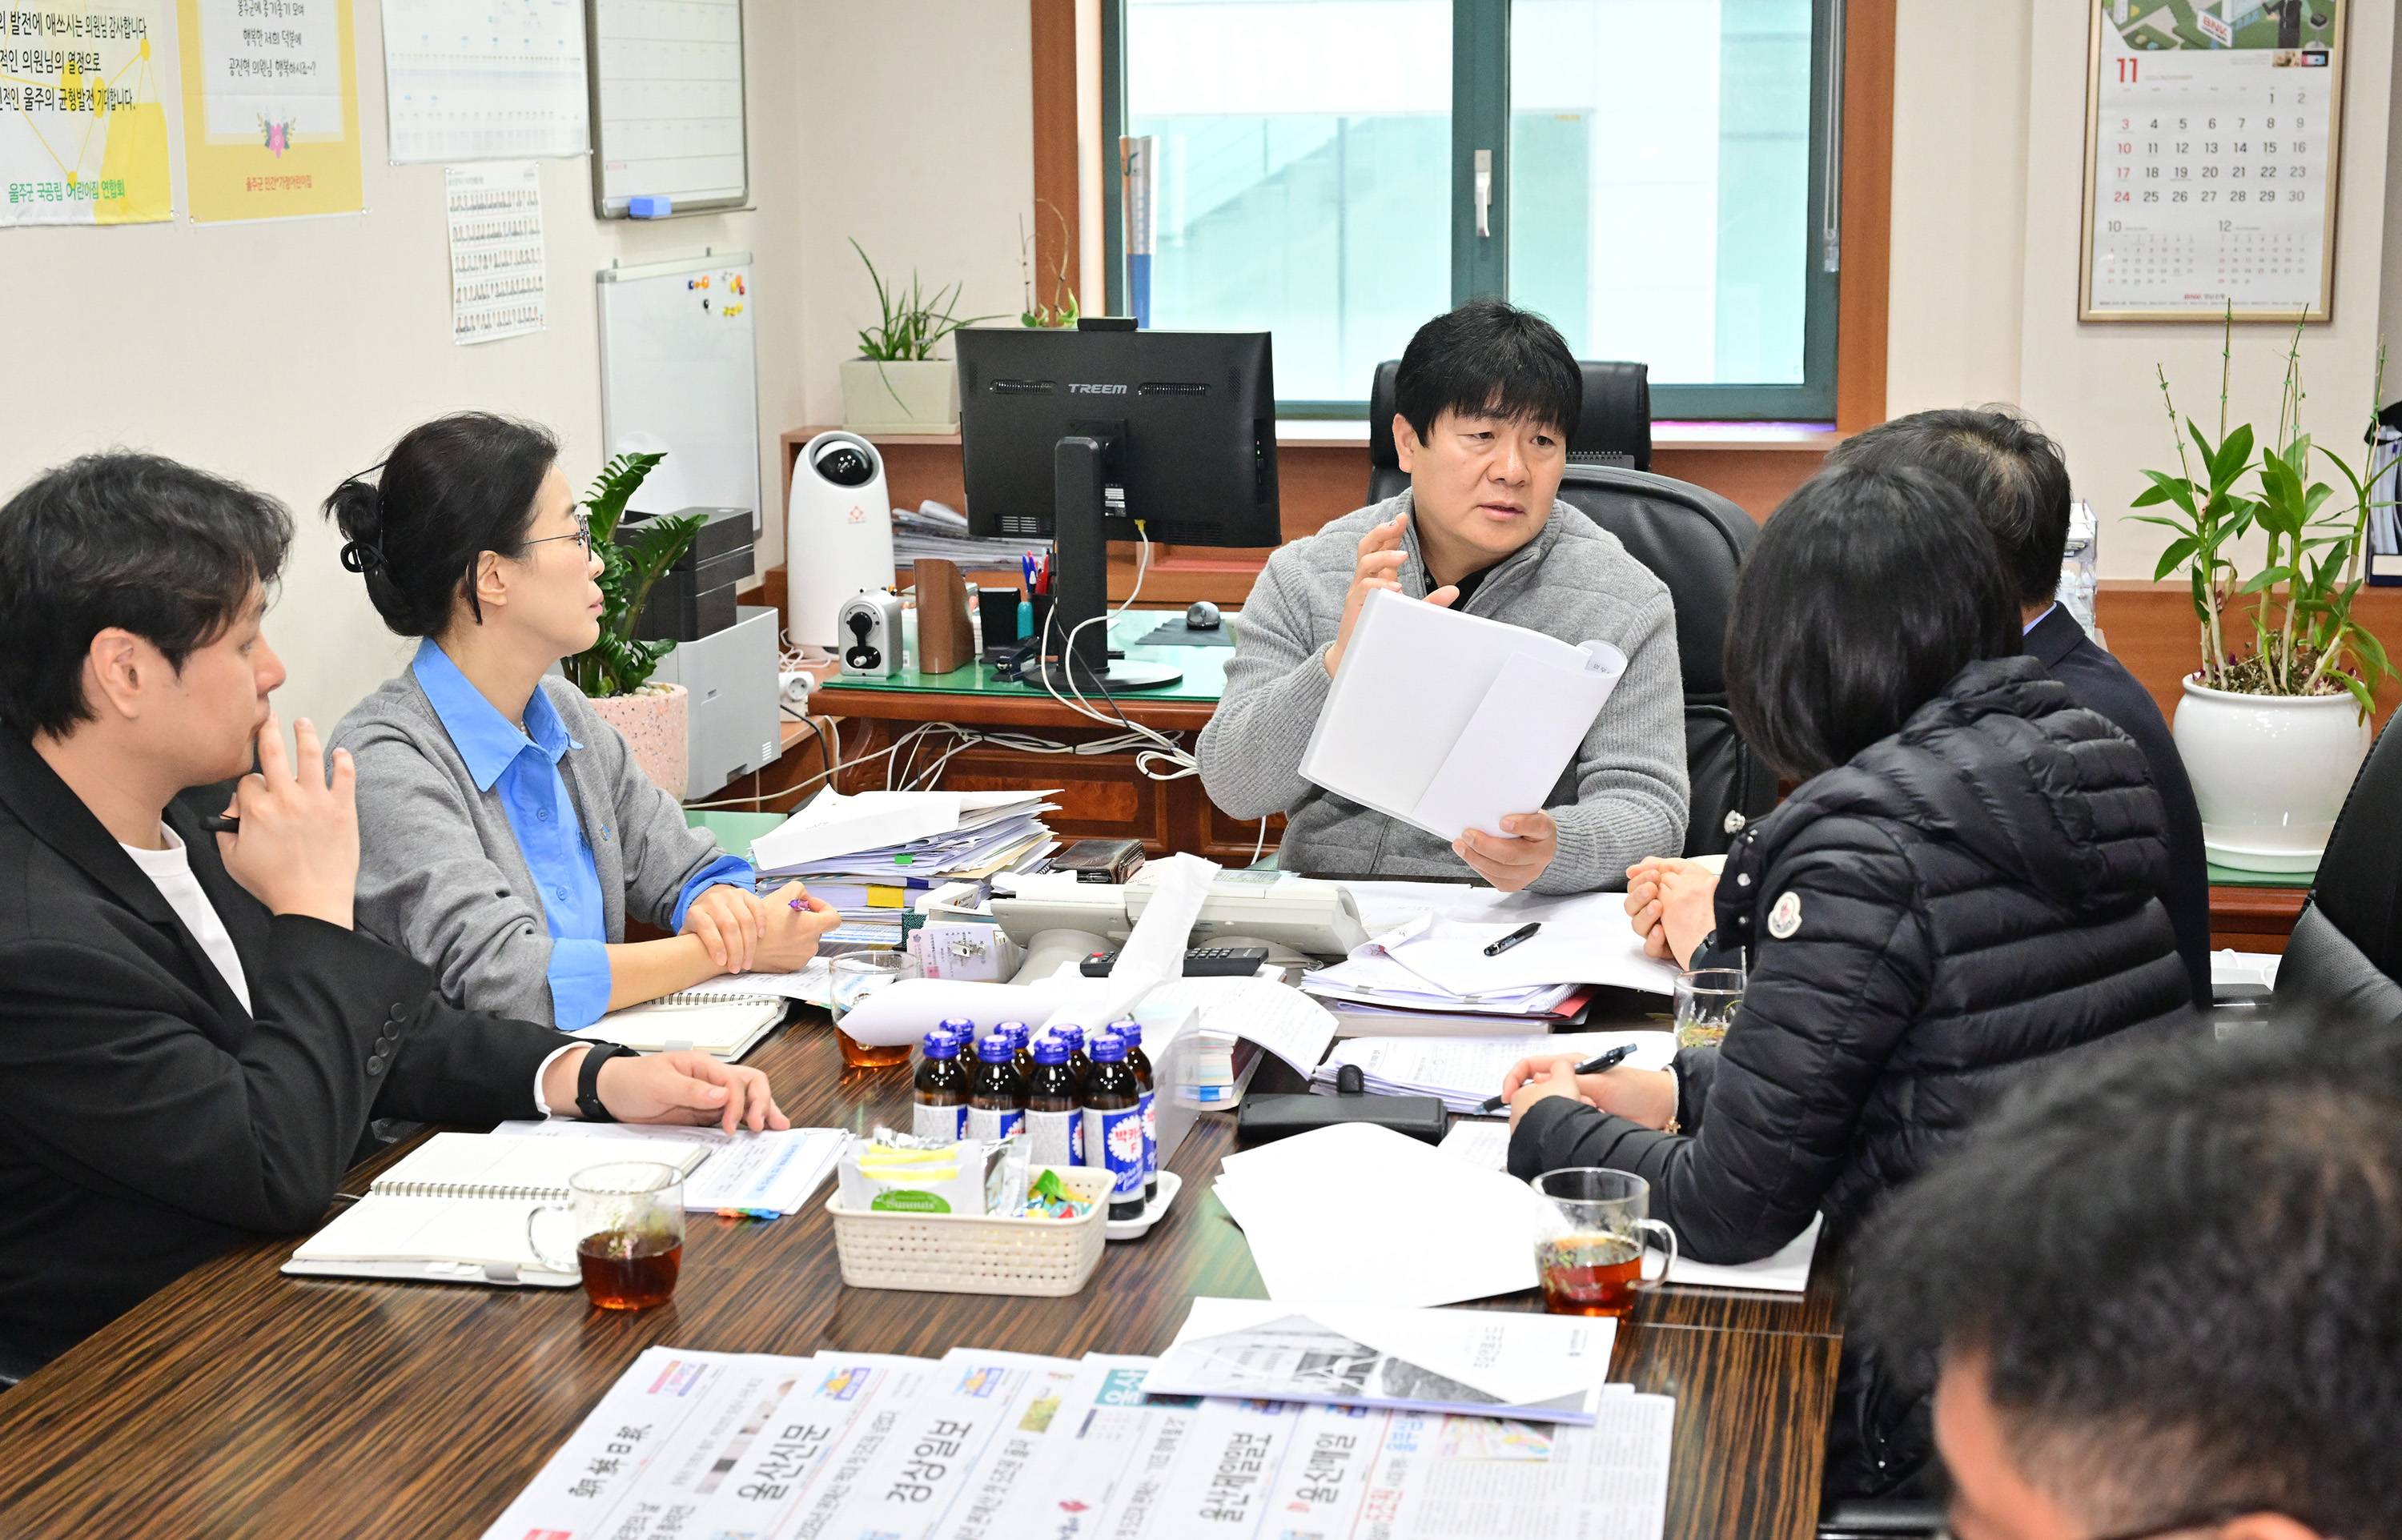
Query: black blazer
[[0, 733, 576, 1378], [2025, 604, 2212, 1007]]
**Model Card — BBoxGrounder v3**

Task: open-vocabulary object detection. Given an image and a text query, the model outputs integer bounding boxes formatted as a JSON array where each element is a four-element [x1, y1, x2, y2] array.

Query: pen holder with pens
[[826, 1164, 1112, 1296]]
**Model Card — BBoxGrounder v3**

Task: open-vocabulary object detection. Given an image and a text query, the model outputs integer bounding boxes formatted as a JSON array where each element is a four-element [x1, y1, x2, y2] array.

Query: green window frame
[[1103, 0, 1844, 422]]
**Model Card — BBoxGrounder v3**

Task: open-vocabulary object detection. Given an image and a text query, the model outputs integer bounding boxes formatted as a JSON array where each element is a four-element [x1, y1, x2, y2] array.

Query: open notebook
[[1299, 589, 1627, 841], [282, 1133, 711, 1288], [578, 991, 785, 1060]]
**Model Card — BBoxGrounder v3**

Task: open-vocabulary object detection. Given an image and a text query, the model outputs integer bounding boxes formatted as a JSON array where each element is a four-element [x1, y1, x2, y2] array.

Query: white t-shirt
[[120, 825, 253, 1014]]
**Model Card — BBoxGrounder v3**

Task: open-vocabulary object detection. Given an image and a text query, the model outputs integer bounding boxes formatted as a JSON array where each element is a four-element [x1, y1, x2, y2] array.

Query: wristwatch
[[576, 1041, 636, 1122]]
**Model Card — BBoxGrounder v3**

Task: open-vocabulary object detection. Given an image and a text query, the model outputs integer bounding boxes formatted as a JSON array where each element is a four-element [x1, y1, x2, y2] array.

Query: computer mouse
[[1185, 600, 1222, 630]]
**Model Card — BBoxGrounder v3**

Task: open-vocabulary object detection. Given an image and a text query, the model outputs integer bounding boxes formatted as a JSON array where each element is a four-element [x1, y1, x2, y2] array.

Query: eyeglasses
[[522, 510, 592, 555]]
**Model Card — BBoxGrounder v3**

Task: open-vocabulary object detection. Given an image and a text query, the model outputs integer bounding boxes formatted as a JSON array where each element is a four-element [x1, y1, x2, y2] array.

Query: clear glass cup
[[831, 950, 920, 1069], [1531, 1168, 1677, 1317], [528, 1161, 685, 1310], [1673, 968, 1744, 1051]]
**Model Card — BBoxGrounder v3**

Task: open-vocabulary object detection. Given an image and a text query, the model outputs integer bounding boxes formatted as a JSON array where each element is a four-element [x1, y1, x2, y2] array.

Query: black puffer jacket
[[1509, 656, 2195, 1261]]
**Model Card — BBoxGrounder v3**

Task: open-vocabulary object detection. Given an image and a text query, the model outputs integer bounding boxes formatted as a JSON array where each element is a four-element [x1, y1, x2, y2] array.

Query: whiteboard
[[381, 0, 591, 163], [596, 252, 761, 524], [586, 0, 749, 217]]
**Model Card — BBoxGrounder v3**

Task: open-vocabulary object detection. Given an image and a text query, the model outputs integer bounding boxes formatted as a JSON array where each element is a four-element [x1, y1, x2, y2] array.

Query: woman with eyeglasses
[[326, 413, 837, 1030]]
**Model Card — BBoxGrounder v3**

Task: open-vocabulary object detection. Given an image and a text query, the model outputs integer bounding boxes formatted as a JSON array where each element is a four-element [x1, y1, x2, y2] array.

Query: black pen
[[1484, 921, 1541, 957], [1476, 1041, 1642, 1115]]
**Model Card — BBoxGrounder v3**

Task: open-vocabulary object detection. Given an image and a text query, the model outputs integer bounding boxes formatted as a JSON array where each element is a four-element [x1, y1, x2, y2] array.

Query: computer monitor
[[957, 323, 1280, 692]]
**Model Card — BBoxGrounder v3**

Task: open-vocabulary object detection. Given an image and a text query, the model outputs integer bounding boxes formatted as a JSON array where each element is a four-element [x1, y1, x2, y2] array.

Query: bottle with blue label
[[966, 1035, 1026, 1142], [1081, 1032, 1145, 1220], [997, 1020, 1034, 1077], [1023, 1036, 1083, 1167], [1046, 1023, 1091, 1094], [1114, 1019, 1158, 1202], [911, 1029, 970, 1141]]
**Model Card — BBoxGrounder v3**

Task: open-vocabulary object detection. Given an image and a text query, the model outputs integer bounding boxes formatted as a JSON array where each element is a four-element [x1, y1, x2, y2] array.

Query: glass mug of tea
[[528, 1161, 686, 1310], [831, 951, 920, 1069], [1673, 968, 1743, 1052], [1530, 1168, 1678, 1317]]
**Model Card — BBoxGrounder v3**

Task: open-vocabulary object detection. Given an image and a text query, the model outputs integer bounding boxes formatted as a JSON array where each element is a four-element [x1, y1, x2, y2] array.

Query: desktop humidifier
[[789, 431, 895, 652]]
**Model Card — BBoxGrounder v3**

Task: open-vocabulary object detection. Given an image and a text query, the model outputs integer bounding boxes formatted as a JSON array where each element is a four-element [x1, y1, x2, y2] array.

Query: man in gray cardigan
[[1198, 302, 1686, 892]]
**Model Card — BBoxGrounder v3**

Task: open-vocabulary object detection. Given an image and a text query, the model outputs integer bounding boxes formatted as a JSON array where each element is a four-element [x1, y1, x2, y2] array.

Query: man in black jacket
[[0, 453, 787, 1381], [1826, 410, 2213, 1007]]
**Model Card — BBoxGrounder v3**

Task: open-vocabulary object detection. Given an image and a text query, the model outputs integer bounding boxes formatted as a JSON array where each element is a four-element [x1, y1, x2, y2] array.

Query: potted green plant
[[838, 239, 1001, 434], [566, 451, 707, 799], [2133, 315, 2392, 872], [1019, 202, 1080, 329]]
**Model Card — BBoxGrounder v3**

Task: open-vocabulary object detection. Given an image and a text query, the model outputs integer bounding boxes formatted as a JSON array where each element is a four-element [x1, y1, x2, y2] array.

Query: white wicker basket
[[827, 1165, 1114, 1296]]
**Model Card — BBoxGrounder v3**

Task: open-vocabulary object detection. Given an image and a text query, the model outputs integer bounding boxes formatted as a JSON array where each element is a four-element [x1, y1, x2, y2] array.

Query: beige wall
[[790, 2, 1038, 430], [0, 1, 1039, 738], [1887, 0, 2400, 583]]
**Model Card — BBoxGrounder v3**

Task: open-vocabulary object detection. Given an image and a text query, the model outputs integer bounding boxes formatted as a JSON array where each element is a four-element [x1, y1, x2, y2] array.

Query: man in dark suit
[[0, 453, 789, 1381], [1828, 411, 2212, 1008]]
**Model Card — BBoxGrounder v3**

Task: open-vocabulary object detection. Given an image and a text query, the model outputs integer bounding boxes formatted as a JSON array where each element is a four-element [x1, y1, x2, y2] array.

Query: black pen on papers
[[1484, 922, 1541, 956], [1476, 1041, 1642, 1115]]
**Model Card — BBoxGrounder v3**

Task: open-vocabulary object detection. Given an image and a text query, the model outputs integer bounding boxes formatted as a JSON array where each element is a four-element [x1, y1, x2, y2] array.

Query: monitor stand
[[1025, 435, 1183, 693]]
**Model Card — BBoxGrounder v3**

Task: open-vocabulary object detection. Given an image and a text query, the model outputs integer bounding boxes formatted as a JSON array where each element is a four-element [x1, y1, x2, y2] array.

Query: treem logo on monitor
[[1066, 382, 1128, 394]]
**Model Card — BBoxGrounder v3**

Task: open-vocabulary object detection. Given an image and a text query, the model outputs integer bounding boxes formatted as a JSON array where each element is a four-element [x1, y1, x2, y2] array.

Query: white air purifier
[[788, 431, 894, 652]]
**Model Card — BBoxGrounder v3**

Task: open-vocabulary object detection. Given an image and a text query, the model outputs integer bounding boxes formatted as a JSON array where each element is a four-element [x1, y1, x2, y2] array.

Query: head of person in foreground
[[1854, 1020, 2402, 1540]]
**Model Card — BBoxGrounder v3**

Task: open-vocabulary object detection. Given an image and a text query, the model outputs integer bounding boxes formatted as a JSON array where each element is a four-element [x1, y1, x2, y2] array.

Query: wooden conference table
[[0, 1011, 1842, 1540]]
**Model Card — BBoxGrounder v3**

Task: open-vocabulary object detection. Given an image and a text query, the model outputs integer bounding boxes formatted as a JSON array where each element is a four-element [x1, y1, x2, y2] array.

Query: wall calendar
[[2080, 0, 2348, 322]]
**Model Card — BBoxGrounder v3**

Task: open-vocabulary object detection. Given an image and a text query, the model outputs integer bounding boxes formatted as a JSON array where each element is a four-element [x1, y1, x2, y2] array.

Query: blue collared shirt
[[411, 641, 753, 1029]]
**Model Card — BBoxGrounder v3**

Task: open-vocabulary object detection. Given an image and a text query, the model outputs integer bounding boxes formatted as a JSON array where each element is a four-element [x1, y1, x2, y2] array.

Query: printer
[[617, 506, 781, 799]]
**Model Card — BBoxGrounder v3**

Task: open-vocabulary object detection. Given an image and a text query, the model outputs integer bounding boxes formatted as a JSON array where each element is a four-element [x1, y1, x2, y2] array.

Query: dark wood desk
[[0, 1017, 1839, 1539]]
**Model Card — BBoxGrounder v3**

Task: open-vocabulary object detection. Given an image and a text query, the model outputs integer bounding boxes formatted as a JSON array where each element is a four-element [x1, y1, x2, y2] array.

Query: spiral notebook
[[579, 992, 786, 1061], [281, 1133, 711, 1289]]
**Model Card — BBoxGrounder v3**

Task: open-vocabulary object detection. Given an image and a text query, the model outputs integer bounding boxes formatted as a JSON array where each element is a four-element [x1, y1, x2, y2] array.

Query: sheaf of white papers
[[1214, 1123, 1554, 1306], [1311, 1031, 1678, 1114], [751, 788, 1060, 875], [1311, 887, 1681, 999], [1143, 1297, 1615, 1422], [1299, 588, 1628, 840]]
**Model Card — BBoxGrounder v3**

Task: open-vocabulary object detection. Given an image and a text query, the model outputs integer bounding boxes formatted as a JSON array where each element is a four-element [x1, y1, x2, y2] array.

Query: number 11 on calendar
[[2079, 0, 2348, 322]]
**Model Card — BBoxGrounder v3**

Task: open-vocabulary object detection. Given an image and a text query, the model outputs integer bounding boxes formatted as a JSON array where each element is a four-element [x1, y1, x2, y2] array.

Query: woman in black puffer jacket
[[1502, 463, 2195, 1498]]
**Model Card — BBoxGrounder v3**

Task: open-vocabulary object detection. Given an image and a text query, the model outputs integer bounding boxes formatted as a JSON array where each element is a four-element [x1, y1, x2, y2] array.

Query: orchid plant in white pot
[[2134, 316, 2392, 872]]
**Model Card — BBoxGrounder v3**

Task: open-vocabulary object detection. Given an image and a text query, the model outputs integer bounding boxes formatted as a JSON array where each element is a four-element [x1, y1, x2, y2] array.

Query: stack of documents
[[1309, 1030, 1678, 1114], [485, 1341, 1674, 1540], [751, 788, 1060, 944], [891, 498, 1050, 571], [1302, 888, 1680, 1034]]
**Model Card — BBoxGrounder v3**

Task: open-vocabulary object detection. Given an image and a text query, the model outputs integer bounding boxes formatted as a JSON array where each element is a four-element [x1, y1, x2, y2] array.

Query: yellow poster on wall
[[0, 4, 175, 226], [175, 0, 360, 222]]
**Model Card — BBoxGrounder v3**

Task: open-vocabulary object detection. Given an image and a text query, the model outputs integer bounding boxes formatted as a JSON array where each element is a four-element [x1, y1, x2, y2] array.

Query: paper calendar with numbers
[[2080, 0, 2348, 322]]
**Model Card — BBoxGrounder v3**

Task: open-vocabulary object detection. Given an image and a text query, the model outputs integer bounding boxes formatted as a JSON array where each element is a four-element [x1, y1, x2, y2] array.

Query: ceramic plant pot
[[2172, 676, 2371, 873], [586, 683, 689, 802], [840, 358, 959, 434]]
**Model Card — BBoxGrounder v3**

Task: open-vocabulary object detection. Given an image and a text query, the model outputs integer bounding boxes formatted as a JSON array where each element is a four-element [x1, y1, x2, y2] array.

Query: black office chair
[[1365, 358, 1652, 503], [1361, 361, 1770, 856], [2271, 715, 2402, 1025]]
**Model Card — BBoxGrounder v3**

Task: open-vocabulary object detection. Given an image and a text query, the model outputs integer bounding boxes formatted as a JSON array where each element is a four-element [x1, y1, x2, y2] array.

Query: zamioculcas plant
[[563, 451, 705, 699]]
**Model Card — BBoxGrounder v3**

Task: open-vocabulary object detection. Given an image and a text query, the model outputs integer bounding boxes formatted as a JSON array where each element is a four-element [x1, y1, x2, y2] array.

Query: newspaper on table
[[1142, 1297, 1616, 1422], [484, 1342, 1673, 1540]]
